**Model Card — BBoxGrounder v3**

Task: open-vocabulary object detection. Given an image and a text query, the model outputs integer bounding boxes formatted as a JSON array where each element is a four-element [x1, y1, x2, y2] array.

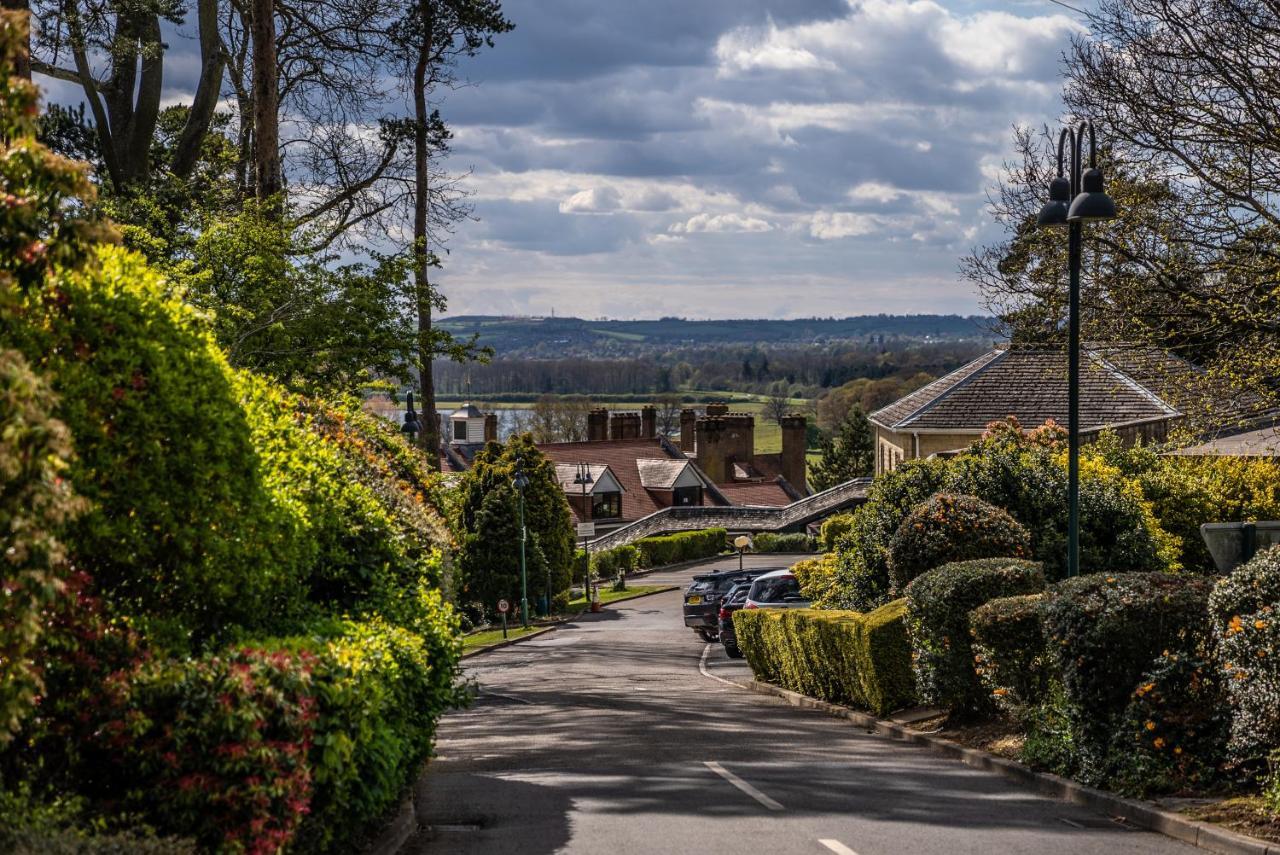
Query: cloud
[[669, 212, 774, 234], [560, 186, 623, 213], [808, 211, 879, 240]]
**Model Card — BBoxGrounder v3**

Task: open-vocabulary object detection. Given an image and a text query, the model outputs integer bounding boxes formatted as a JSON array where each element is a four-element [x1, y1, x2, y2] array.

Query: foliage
[[818, 513, 855, 552], [888, 494, 1032, 590], [752, 532, 815, 553], [590, 544, 640, 580], [1039, 572, 1213, 784], [904, 559, 1045, 716], [734, 601, 916, 716], [633, 528, 726, 568], [455, 436, 574, 622], [0, 350, 84, 743], [1209, 546, 1280, 765], [790, 554, 840, 605], [970, 594, 1050, 716], [1267, 751, 1280, 818], [810, 405, 875, 490]]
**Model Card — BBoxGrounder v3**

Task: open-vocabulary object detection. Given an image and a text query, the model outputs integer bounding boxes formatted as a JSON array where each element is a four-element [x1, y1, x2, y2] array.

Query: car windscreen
[[725, 585, 750, 604], [750, 575, 801, 603]]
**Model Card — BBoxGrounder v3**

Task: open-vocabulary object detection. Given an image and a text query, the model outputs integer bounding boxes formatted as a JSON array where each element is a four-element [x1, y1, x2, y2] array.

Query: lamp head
[[1036, 176, 1071, 228], [1067, 167, 1117, 222]]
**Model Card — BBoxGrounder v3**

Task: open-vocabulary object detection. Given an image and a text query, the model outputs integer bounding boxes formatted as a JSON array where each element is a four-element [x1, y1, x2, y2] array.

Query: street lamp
[[1035, 120, 1118, 578], [401, 391, 420, 444], [734, 534, 751, 571], [513, 460, 531, 628], [573, 463, 593, 604]]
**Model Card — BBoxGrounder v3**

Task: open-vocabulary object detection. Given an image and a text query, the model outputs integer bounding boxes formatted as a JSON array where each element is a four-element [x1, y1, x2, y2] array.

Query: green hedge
[[734, 601, 916, 715], [752, 532, 816, 553], [634, 528, 726, 567], [590, 544, 640, 579], [1040, 572, 1213, 783], [970, 593, 1050, 714], [888, 494, 1032, 590], [904, 558, 1045, 715]]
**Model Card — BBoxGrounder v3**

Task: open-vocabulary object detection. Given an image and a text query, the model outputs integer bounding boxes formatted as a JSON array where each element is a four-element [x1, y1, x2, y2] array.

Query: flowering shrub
[[1040, 572, 1213, 784], [970, 594, 1050, 715], [1209, 546, 1280, 765], [904, 558, 1045, 715], [888, 494, 1031, 590], [94, 648, 317, 854]]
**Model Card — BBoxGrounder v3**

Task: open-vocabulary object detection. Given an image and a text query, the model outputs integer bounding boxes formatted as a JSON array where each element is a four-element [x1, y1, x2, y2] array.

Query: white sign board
[[577, 522, 596, 538]]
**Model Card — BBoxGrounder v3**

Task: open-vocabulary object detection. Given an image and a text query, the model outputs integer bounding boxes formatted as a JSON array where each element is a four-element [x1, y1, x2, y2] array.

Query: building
[[867, 346, 1191, 476]]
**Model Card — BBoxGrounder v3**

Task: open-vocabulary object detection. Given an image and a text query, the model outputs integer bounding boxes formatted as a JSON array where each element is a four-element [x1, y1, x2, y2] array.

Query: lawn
[[461, 585, 673, 654], [566, 584, 672, 611], [461, 623, 550, 653]]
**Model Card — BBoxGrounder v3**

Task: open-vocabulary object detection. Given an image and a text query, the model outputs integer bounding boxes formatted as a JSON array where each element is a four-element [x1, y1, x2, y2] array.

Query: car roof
[[751, 568, 795, 581]]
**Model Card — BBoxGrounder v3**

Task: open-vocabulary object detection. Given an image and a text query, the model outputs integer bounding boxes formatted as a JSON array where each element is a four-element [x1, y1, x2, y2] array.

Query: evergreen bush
[[888, 494, 1031, 589], [970, 594, 1050, 714], [634, 528, 726, 567]]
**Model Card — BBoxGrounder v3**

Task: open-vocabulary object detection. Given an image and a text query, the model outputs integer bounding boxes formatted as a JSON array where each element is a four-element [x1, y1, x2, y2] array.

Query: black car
[[717, 581, 752, 658], [682, 568, 767, 641]]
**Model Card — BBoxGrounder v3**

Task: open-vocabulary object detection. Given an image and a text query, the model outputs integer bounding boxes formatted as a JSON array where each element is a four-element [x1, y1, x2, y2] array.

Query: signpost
[[577, 522, 596, 605], [497, 598, 510, 639]]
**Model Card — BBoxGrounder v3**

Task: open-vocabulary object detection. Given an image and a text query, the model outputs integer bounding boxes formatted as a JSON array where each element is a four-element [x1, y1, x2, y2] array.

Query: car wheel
[[724, 643, 744, 659]]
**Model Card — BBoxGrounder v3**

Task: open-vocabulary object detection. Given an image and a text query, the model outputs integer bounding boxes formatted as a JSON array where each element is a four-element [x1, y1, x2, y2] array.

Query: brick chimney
[[484, 413, 498, 443], [641, 405, 657, 439], [706, 402, 729, 417], [780, 414, 808, 493], [696, 416, 726, 483], [587, 408, 609, 442], [680, 409, 696, 451], [610, 411, 642, 440], [722, 414, 755, 469]]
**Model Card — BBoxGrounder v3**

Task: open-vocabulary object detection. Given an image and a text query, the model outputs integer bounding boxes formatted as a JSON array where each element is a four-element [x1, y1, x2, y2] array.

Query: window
[[453, 420, 467, 441], [673, 485, 702, 506], [749, 575, 802, 604], [592, 491, 622, 519]]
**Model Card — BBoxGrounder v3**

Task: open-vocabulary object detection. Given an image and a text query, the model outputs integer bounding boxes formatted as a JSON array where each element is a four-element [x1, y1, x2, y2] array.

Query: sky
[[38, 0, 1088, 320]]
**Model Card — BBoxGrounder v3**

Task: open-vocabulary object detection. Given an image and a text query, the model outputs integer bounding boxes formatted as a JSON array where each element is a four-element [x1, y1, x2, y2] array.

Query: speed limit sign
[[497, 599, 510, 614]]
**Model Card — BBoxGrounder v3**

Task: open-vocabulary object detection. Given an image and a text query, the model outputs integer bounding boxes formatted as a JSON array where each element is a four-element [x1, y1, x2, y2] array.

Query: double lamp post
[[1034, 120, 1118, 578]]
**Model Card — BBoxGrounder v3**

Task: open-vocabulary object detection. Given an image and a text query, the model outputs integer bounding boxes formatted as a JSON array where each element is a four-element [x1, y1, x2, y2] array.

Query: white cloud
[[848, 182, 903, 204], [715, 19, 838, 75], [560, 186, 623, 214], [809, 211, 879, 240], [669, 212, 774, 234]]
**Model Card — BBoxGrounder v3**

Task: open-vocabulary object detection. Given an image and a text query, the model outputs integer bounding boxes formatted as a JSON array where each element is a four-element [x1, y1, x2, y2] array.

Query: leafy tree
[[810, 405, 875, 490], [454, 435, 573, 620]]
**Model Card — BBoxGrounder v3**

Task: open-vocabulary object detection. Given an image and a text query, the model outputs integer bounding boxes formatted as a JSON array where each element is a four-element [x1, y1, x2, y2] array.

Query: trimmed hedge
[[591, 544, 640, 579], [1040, 572, 1214, 782], [888, 494, 1032, 590], [904, 558, 1045, 715], [970, 593, 1049, 714], [634, 528, 726, 567], [1209, 545, 1280, 764], [734, 601, 916, 715], [752, 532, 816, 553]]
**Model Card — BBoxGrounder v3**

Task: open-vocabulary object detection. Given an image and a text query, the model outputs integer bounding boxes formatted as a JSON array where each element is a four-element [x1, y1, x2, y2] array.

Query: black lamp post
[[1035, 120, 1118, 578], [573, 463, 593, 603], [513, 461, 531, 629], [401, 391, 420, 444]]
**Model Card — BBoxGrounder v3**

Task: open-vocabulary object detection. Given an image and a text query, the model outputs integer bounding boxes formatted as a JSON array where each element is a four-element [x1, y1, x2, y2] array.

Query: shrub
[[634, 528, 726, 568], [822, 543, 892, 612], [734, 601, 916, 715], [590, 544, 640, 580], [1209, 545, 1280, 764], [752, 532, 815, 553], [888, 494, 1032, 590], [1040, 572, 1214, 783], [904, 558, 1045, 715], [970, 594, 1049, 714], [791, 554, 840, 604], [0, 350, 84, 744], [819, 514, 855, 552]]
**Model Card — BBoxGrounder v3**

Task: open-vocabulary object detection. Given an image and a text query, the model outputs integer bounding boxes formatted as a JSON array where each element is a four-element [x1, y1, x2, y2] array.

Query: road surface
[[403, 555, 1192, 855]]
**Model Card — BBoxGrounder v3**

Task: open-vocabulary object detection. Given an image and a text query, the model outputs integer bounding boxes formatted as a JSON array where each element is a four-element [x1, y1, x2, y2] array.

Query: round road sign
[[497, 599, 510, 614]]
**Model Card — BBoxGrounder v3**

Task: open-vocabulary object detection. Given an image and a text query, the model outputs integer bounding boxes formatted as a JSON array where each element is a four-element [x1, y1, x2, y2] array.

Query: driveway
[[403, 555, 1193, 855]]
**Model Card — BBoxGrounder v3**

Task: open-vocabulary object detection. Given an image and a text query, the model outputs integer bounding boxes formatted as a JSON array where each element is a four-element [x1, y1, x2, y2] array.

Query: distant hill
[[437, 314, 994, 357]]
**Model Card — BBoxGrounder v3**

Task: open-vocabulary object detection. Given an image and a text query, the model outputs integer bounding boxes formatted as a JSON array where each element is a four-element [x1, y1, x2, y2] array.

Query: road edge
[[743, 679, 1277, 855]]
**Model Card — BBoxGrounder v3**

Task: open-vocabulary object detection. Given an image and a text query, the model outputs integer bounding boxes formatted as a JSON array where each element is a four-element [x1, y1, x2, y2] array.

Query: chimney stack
[[722, 413, 755, 468], [696, 416, 727, 483], [641, 405, 657, 439], [706, 402, 729, 417], [680, 409, 697, 451], [780, 414, 808, 493], [587, 408, 609, 442], [484, 413, 498, 443], [610, 411, 642, 440]]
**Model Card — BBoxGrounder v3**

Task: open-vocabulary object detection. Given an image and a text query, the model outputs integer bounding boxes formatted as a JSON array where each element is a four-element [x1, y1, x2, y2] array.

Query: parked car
[[743, 568, 811, 610], [717, 581, 752, 658], [683, 568, 768, 641]]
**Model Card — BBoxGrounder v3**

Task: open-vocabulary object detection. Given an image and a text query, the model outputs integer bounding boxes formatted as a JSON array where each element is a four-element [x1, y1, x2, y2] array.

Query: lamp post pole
[[575, 463, 594, 603], [1035, 121, 1117, 579], [401, 391, 421, 445], [513, 462, 530, 629]]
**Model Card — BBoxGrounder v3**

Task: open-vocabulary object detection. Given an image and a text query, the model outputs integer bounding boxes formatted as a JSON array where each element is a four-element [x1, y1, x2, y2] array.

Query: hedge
[[1039, 572, 1214, 782], [970, 593, 1049, 714], [1209, 546, 1280, 764], [590, 543, 640, 579], [634, 528, 726, 567], [734, 601, 916, 715], [752, 532, 816, 553], [904, 558, 1045, 715], [888, 494, 1032, 590]]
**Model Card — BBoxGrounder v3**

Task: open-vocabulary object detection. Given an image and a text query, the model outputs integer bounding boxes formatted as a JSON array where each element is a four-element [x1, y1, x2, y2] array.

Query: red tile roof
[[715, 480, 797, 507]]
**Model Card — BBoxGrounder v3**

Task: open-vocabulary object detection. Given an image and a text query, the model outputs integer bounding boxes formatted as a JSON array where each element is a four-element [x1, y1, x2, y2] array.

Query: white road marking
[[818, 840, 860, 855], [703, 761, 785, 811], [1059, 817, 1084, 829], [699, 643, 740, 687]]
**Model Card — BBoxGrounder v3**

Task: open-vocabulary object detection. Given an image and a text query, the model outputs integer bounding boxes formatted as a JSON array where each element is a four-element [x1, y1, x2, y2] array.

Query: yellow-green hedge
[[733, 601, 916, 715]]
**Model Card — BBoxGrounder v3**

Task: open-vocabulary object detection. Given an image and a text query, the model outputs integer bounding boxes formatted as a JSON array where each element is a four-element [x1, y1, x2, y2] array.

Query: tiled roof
[[869, 347, 1181, 432], [715, 480, 796, 507], [553, 463, 621, 493], [636, 458, 690, 489], [1170, 425, 1280, 457]]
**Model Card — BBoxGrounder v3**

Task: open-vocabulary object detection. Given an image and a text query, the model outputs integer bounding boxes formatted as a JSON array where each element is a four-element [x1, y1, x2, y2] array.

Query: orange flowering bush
[[887, 493, 1031, 590]]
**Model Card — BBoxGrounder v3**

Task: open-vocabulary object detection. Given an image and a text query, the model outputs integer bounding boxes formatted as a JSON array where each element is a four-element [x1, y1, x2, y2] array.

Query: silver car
[[743, 568, 810, 610]]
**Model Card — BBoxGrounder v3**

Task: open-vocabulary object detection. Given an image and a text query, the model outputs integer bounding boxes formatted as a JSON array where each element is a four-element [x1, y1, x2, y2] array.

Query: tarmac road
[[403, 554, 1192, 855]]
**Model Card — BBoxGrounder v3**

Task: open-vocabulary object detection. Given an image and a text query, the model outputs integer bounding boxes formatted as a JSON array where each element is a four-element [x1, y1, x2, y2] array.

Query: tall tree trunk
[[171, 0, 225, 179], [2, 0, 30, 79], [413, 0, 440, 467], [251, 0, 281, 203]]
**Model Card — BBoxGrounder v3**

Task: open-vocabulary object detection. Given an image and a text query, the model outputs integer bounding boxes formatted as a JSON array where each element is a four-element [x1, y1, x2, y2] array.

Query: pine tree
[[810, 405, 875, 490]]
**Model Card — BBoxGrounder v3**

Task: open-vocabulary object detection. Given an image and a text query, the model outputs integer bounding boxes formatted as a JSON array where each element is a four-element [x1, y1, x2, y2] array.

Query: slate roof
[[553, 463, 621, 493], [636, 458, 691, 489], [451, 404, 485, 418], [868, 347, 1181, 433], [1170, 426, 1280, 457]]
